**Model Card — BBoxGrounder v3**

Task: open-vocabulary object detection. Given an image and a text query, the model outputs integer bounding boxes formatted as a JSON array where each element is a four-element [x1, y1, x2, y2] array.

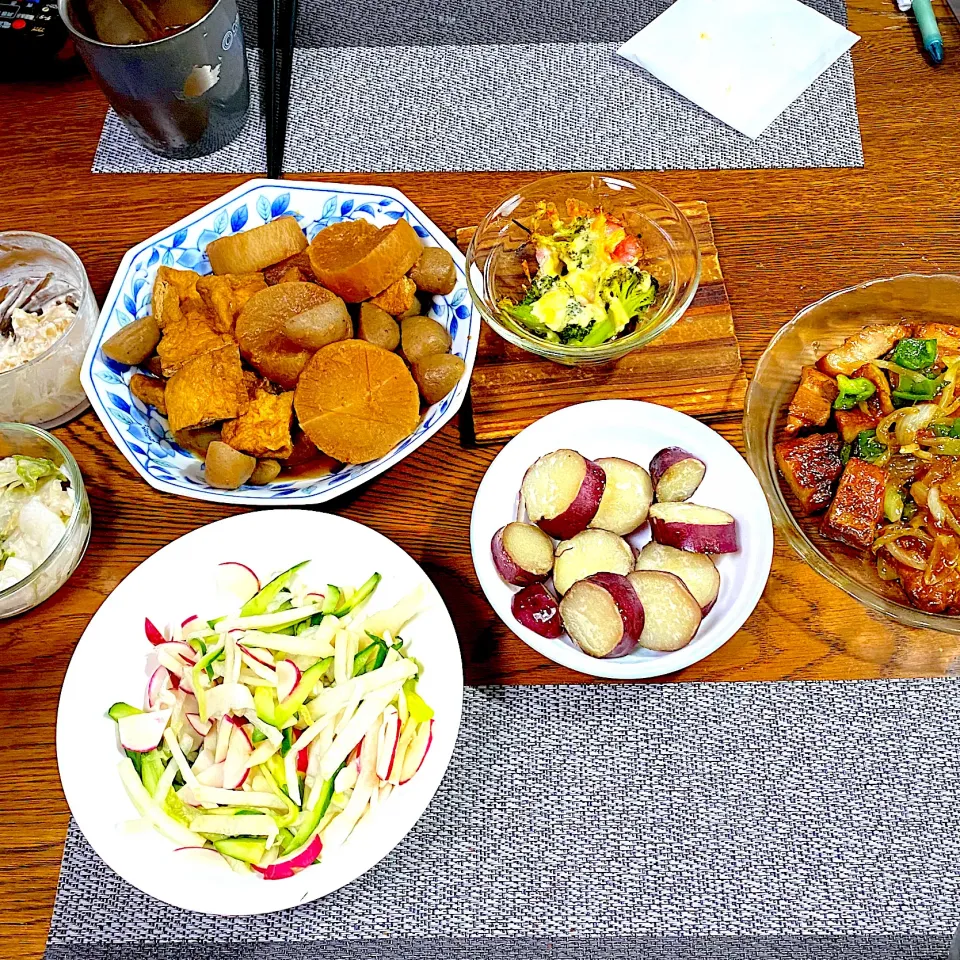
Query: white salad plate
[[470, 400, 774, 680], [81, 178, 478, 506], [57, 510, 464, 915]]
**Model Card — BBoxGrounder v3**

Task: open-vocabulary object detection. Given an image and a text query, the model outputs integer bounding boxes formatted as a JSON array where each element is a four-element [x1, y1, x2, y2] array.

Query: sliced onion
[[910, 482, 929, 508], [896, 405, 940, 447], [877, 554, 900, 581], [885, 541, 927, 570], [872, 524, 932, 552], [928, 487, 960, 538]]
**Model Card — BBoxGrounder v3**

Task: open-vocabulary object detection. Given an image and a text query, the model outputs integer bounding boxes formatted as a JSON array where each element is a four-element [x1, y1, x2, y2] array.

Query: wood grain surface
[[457, 202, 748, 444], [4, 2, 960, 955]]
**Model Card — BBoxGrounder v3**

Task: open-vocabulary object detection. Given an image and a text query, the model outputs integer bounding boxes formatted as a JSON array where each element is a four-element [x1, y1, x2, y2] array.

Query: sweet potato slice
[[294, 339, 420, 463], [308, 218, 423, 302]]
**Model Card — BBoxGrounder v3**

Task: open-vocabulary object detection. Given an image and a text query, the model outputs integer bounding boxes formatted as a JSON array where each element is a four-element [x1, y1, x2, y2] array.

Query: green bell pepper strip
[[893, 374, 943, 405], [333, 573, 381, 617], [273, 656, 333, 728], [240, 561, 310, 618], [852, 429, 887, 464], [281, 762, 344, 855], [833, 375, 876, 411], [890, 337, 938, 371]]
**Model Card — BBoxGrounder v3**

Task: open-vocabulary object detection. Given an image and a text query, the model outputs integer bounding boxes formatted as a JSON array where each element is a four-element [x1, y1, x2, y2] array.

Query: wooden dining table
[[3, 0, 960, 955]]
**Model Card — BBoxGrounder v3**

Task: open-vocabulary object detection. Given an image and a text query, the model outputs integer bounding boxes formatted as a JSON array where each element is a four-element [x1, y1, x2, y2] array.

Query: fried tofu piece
[[152, 279, 183, 331], [164, 343, 249, 433], [263, 250, 316, 285], [157, 317, 234, 377], [775, 432, 843, 514], [834, 407, 879, 443], [221, 388, 295, 459], [817, 324, 911, 376], [785, 366, 838, 435], [913, 322, 960, 355], [820, 458, 887, 549], [129, 373, 167, 415], [196, 273, 268, 334], [852, 362, 894, 417], [369, 276, 418, 316], [153, 267, 210, 330]]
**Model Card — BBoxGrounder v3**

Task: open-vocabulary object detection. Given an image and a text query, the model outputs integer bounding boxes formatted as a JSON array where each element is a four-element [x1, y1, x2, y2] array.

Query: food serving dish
[[470, 400, 773, 679], [0, 231, 97, 427], [81, 179, 478, 506], [0, 423, 91, 618], [57, 510, 464, 914], [745, 273, 960, 633], [465, 173, 700, 366]]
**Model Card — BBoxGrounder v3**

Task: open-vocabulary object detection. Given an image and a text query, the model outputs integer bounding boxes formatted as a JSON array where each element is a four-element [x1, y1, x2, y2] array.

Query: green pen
[[913, 0, 944, 65]]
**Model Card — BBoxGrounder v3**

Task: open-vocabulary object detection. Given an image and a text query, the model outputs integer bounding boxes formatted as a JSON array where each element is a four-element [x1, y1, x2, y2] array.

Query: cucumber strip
[[280, 726, 295, 757], [281, 763, 341, 855], [107, 702, 142, 722], [320, 586, 341, 617], [213, 837, 267, 864], [253, 686, 277, 726], [273, 657, 333, 728], [192, 640, 225, 722], [258, 763, 301, 828], [140, 750, 165, 795], [240, 561, 311, 618], [352, 639, 387, 677], [334, 573, 381, 617]]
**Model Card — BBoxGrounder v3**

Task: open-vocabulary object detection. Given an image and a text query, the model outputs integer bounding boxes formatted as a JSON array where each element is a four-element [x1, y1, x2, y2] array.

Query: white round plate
[[57, 510, 463, 914], [470, 400, 773, 679]]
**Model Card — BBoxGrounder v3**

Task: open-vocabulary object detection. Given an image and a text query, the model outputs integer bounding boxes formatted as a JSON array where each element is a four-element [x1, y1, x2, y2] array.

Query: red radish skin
[[650, 447, 707, 503], [511, 583, 563, 639], [276, 660, 301, 702], [552, 528, 634, 595], [559, 573, 644, 659], [648, 502, 739, 554], [253, 833, 323, 879], [144, 617, 166, 646], [627, 570, 702, 651], [491, 522, 555, 586], [399, 719, 434, 784], [588, 457, 654, 535], [376, 709, 402, 781], [186, 713, 213, 737], [146, 666, 170, 709], [155, 641, 197, 666], [297, 747, 309, 775], [634, 541, 721, 614], [521, 449, 606, 540], [237, 643, 273, 668], [217, 561, 262, 603], [181, 615, 199, 629], [118, 710, 170, 752]]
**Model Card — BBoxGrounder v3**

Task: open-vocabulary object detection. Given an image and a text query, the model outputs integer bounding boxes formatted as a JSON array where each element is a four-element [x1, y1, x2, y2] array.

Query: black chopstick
[[273, 0, 297, 178], [259, 0, 278, 177], [262, 0, 296, 179]]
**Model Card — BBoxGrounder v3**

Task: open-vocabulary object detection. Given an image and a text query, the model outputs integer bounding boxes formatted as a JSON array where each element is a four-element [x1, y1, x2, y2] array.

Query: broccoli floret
[[520, 273, 562, 306], [559, 321, 596, 344], [599, 266, 658, 333]]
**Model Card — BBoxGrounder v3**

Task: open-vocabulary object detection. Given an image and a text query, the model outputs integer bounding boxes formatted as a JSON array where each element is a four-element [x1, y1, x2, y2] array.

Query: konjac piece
[[785, 365, 839, 435], [820, 458, 887, 549], [774, 432, 843, 514]]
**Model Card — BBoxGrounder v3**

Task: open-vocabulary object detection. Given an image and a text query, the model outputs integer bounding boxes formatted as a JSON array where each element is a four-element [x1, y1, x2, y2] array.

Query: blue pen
[[913, 0, 944, 64]]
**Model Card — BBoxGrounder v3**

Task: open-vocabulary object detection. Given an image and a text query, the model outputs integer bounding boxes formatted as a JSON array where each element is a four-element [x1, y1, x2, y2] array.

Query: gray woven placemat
[[45, 679, 959, 959], [91, 0, 863, 174]]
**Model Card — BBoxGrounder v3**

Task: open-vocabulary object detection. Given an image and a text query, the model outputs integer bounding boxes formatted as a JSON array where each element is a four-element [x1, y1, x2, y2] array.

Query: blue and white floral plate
[[81, 179, 478, 506]]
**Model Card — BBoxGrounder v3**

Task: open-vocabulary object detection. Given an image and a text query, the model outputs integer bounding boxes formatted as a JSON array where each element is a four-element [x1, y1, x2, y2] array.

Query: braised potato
[[412, 353, 465, 404], [206, 216, 307, 275], [129, 373, 167, 414], [408, 247, 456, 295], [357, 302, 400, 351], [143, 354, 164, 378], [401, 315, 451, 364], [249, 459, 282, 485], [398, 294, 426, 319], [101, 315, 161, 366], [205, 441, 256, 489], [370, 277, 417, 316], [282, 297, 352, 350]]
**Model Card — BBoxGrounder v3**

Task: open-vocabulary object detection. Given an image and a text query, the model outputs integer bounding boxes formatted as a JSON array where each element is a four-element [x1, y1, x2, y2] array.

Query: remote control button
[[12, 16, 26, 27]]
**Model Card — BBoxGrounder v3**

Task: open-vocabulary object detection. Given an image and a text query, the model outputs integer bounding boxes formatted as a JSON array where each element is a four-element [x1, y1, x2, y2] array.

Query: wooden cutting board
[[455, 200, 747, 446]]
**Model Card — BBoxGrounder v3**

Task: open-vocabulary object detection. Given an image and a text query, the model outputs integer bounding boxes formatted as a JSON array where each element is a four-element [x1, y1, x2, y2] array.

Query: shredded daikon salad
[[108, 561, 434, 879]]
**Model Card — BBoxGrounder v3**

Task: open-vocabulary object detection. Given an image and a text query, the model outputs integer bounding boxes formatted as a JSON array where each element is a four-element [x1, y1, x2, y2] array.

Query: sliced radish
[[634, 542, 721, 614], [144, 617, 166, 646], [178, 669, 196, 695], [173, 845, 225, 869], [252, 833, 322, 880], [511, 583, 562, 639], [375, 706, 401, 781], [118, 709, 171, 752], [297, 747, 309, 775], [399, 719, 433, 784], [552, 528, 634, 596], [155, 641, 197, 666], [223, 725, 253, 789], [217, 562, 261, 604], [588, 457, 654, 535], [192, 749, 216, 777], [146, 666, 170, 710], [196, 761, 226, 788], [186, 713, 213, 737], [237, 643, 274, 668], [491, 522, 555, 586], [275, 659, 301, 703], [648, 502, 739, 554], [650, 447, 706, 503], [521, 449, 606, 540], [181, 614, 199, 629], [559, 572, 644, 659], [627, 570, 702, 651]]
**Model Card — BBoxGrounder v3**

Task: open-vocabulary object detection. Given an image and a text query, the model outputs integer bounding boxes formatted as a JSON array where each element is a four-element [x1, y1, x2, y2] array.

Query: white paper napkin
[[617, 0, 859, 139]]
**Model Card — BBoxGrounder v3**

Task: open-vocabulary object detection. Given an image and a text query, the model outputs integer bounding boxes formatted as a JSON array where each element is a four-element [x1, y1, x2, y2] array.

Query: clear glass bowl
[[465, 173, 701, 366], [744, 273, 960, 633], [0, 231, 97, 427], [0, 423, 91, 618]]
